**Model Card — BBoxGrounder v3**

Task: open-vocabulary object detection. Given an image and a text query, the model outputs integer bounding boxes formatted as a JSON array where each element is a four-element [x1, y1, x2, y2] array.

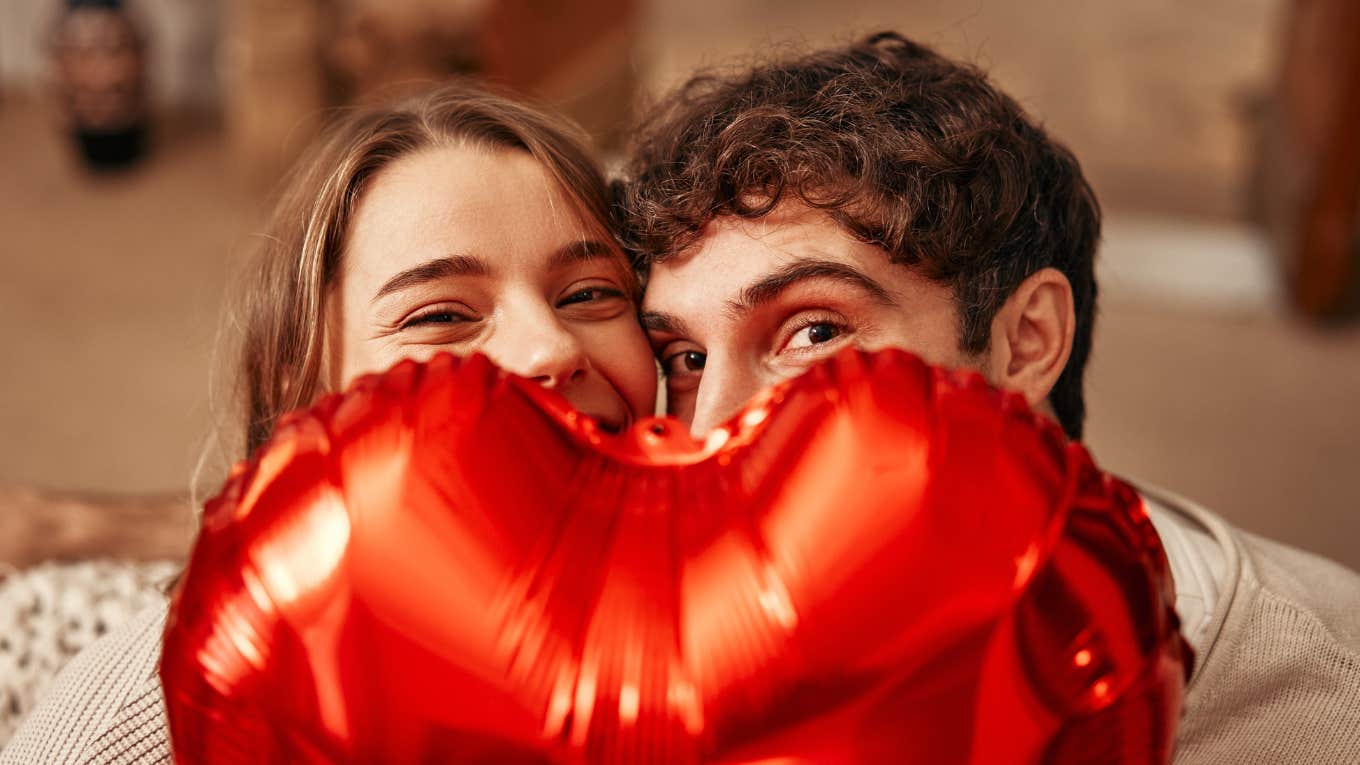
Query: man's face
[[642, 202, 984, 434]]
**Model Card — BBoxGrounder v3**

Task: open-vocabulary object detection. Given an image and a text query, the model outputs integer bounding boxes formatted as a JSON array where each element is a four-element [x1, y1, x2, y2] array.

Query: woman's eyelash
[[561, 286, 626, 305], [400, 309, 471, 329]]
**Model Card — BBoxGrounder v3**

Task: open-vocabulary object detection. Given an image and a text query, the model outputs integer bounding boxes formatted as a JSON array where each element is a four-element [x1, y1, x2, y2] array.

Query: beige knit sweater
[[3, 490, 1358, 764]]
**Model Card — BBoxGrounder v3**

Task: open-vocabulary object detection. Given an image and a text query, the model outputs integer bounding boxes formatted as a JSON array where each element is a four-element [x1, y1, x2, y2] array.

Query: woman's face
[[333, 143, 657, 431]]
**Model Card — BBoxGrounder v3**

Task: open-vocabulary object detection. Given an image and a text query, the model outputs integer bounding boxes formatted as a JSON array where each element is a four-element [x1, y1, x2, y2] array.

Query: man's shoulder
[[0, 599, 171, 765], [1142, 486, 1360, 764], [1235, 528, 1360, 646], [1148, 486, 1360, 647]]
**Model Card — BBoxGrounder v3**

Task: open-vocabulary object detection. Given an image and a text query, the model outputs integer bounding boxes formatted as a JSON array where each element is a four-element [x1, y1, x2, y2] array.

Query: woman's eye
[[400, 309, 473, 330], [560, 287, 624, 306]]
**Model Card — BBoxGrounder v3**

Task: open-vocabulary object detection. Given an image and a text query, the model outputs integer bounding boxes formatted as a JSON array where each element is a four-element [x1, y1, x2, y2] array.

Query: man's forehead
[[697, 204, 850, 250], [641, 222, 796, 316], [641, 208, 880, 312]]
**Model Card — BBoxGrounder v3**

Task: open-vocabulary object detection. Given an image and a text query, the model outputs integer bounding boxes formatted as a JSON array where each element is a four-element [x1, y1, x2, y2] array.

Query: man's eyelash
[[781, 314, 851, 349], [787, 314, 847, 334]]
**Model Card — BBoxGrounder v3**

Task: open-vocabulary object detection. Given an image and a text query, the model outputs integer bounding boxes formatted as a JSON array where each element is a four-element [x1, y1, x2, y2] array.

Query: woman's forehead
[[346, 147, 610, 273]]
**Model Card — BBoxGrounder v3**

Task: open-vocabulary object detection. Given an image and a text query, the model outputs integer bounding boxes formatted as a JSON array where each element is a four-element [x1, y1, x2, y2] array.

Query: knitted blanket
[[0, 560, 176, 746]]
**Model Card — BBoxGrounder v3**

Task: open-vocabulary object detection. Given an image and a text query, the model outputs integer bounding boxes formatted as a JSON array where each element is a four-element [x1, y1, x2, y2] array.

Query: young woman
[[0, 82, 657, 765]]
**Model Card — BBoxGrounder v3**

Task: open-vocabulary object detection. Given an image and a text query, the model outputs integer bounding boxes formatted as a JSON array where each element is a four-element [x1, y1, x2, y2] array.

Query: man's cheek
[[862, 326, 971, 371]]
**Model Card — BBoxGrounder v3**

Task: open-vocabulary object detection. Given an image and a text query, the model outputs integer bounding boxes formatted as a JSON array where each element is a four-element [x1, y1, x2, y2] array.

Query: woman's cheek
[[591, 321, 659, 417]]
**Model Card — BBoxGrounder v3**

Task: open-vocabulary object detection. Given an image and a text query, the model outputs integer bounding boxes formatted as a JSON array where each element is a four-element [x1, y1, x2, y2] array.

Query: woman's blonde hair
[[234, 81, 618, 457]]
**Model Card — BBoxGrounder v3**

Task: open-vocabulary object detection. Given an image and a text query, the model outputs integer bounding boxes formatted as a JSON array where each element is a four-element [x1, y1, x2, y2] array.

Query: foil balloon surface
[[161, 349, 1190, 765]]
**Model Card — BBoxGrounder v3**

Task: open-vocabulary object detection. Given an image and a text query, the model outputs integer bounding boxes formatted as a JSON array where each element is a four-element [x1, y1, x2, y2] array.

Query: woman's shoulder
[[0, 598, 171, 765]]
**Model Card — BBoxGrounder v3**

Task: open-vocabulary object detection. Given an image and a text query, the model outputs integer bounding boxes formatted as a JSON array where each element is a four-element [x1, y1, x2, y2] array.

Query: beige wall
[[637, 0, 1284, 220], [0, 0, 220, 106], [1, 0, 1285, 217]]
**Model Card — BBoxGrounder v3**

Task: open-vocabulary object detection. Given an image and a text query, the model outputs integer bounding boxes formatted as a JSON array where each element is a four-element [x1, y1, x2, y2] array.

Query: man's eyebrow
[[639, 311, 690, 337], [729, 259, 896, 316], [371, 254, 488, 303]]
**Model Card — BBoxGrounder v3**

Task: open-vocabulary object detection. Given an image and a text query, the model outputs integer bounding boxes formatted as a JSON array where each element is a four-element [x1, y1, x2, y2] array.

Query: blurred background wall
[[0, 0, 220, 106], [1, 0, 1357, 567]]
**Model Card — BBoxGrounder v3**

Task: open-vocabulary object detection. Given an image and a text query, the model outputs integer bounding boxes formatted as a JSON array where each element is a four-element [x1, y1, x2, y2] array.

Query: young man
[[618, 31, 1360, 764]]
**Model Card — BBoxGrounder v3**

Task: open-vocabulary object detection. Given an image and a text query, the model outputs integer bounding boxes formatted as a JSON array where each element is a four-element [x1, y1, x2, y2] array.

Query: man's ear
[[985, 268, 1075, 412]]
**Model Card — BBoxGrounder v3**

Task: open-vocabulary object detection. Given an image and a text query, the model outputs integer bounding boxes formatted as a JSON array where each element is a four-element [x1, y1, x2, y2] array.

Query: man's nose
[[486, 311, 589, 389], [688, 358, 763, 436]]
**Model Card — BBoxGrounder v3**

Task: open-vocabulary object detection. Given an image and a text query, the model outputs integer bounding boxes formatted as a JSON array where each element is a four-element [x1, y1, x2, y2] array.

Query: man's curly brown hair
[[616, 31, 1101, 439]]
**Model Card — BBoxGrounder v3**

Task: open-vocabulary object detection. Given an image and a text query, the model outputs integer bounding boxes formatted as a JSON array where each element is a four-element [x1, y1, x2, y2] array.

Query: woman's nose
[[486, 312, 589, 389]]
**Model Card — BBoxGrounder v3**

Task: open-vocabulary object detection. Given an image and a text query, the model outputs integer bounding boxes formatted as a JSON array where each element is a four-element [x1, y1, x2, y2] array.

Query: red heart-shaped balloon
[[161, 349, 1188, 765]]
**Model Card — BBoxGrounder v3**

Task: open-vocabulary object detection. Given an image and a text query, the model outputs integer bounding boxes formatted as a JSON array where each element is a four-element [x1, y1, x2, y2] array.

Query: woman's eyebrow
[[371, 254, 487, 303], [728, 259, 896, 316], [550, 239, 638, 295], [546, 239, 619, 270]]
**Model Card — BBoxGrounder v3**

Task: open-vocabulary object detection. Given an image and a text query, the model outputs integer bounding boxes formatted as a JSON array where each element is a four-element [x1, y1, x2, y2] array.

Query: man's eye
[[807, 323, 840, 343], [786, 321, 844, 350], [663, 350, 706, 377]]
